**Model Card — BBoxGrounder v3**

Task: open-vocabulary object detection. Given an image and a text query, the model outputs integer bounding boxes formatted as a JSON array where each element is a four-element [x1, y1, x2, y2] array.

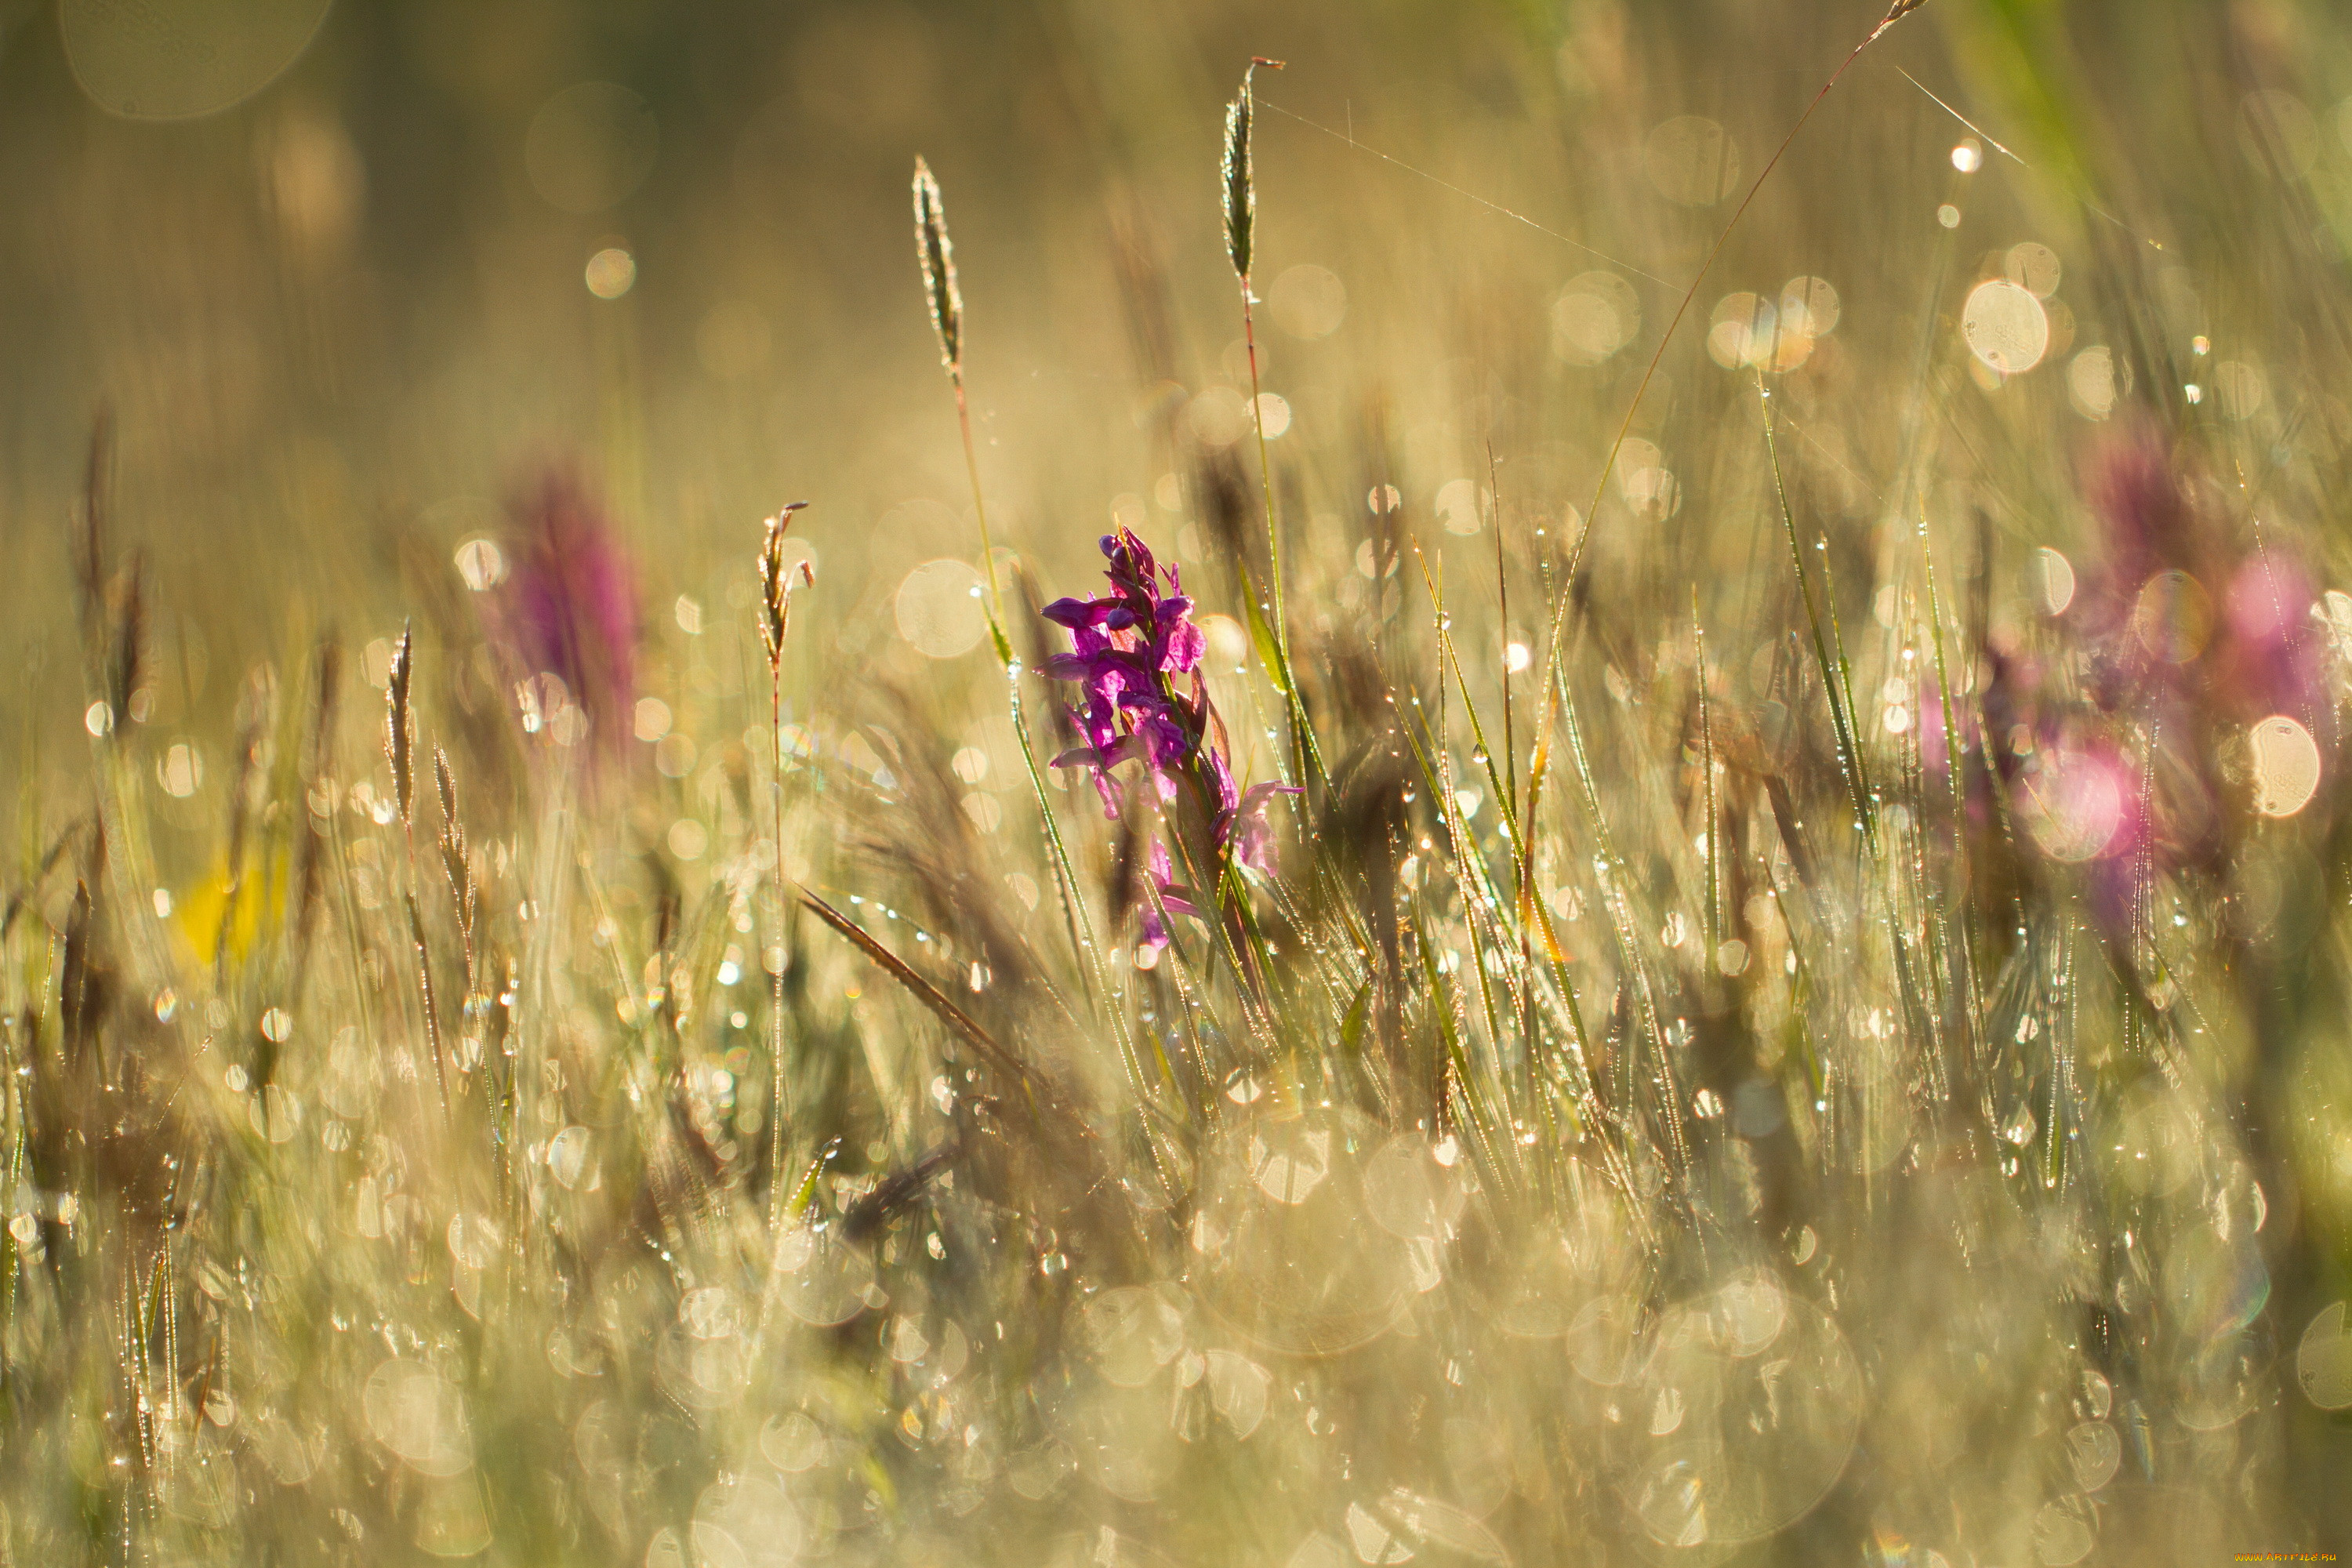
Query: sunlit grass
[[5, 2, 2352, 1564]]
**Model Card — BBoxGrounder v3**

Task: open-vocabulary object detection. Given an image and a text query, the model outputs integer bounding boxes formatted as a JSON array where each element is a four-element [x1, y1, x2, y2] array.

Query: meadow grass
[[5, 2, 2352, 1564]]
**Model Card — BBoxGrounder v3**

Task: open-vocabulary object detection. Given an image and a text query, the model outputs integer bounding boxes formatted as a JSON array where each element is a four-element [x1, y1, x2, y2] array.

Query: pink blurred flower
[[488, 465, 638, 765], [2216, 555, 2322, 719], [2085, 428, 2197, 587]]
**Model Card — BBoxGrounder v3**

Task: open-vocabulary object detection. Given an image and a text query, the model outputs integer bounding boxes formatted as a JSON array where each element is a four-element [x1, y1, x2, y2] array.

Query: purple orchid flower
[[1042, 527, 1296, 956]]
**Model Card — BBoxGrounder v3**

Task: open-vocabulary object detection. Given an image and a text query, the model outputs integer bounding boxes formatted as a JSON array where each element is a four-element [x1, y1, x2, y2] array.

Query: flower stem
[[954, 374, 1011, 663], [1241, 278, 1282, 656], [950, 367, 1109, 1013], [766, 671, 789, 1238], [1240, 278, 1330, 798]]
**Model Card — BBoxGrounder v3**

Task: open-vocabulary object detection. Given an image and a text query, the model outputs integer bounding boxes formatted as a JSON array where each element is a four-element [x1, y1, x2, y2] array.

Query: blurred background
[[9, 1, 2352, 1559], [9, 0, 2349, 811]]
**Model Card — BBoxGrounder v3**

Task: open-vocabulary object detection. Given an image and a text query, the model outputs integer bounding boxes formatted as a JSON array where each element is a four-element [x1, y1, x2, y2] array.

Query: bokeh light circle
[[2298, 1301, 2352, 1410], [895, 559, 987, 659], [2034, 547, 2077, 615], [2024, 748, 2129, 862], [2249, 715, 2321, 818], [454, 537, 506, 591], [585, 248, 637, 299], [1646, 116, 1740, 205], [1780, 275, 1841, 336], [526, 82, 659, 214], [1612, 1285, 1863, 1547], [362, 1359, 471, 1475], [1962, 279, 2050, 375], [1186, 387, 1248, 448], [2069, 346, 2119, 419], [1197, 1108, 1414, 1356], [1269, 264, 1347, 339], [1554, 272, 1640, 365], [2004, 241, 2062, 299], [61, 0, 332, 120]]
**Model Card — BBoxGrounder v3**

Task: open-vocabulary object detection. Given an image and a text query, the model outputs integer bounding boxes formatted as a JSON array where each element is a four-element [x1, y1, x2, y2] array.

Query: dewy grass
[[5, 12, 2352, 1567]]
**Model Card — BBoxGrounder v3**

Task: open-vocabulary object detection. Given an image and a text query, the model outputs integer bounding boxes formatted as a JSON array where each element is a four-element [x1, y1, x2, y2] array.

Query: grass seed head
[[913, 158, 961, 376], [1223, 59, 1283, 284], [107, 554, 144, 727], [387, 619, 414, 828], [759, 502, 811, 670], [434, 743, 457, 834], [1873, 0, 1933, 36], [1222, 94, 1254, 281]]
